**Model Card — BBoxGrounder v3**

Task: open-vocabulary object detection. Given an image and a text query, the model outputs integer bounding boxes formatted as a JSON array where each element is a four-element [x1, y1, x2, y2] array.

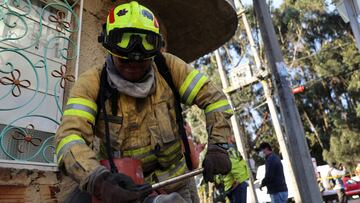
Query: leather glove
[[93, 171, 141, 203], [202, 144, 231, 182]]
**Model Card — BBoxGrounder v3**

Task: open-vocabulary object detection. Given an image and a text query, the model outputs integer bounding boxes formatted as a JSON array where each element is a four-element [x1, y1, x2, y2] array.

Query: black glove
[[93, 171, 141, 203], [202, 144, 231, 182]]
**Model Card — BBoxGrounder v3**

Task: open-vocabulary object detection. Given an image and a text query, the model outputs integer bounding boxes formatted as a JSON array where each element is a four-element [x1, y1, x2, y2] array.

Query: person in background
[[257, 142, 288, 203], [329, 163, 347, 203], [317, 172, 325, 194], [355, 162, 360, 181], [217, 136, 249, 203]]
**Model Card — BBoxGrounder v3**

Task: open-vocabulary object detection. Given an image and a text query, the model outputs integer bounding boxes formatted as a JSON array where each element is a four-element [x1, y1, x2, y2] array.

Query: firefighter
[[218, 136, 249, 203], [55, 1, 233, 202]]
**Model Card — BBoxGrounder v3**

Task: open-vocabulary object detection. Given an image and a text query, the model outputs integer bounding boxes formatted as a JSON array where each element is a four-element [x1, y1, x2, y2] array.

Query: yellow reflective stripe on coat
[[56, 134, 86, 164], [63, 98, 98, 124], [179, 70, 208, 105], [123, 146, 157, 166], [155, 157, 187, 182], [157, 142, 182, 167], [205, 99, 233, 115], [156, 141, 181, 157]]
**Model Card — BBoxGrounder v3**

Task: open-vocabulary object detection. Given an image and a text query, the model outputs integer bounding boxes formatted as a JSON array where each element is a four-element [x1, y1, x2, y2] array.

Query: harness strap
[[154, 54, 192, 170], [97, 66, 118, 173]]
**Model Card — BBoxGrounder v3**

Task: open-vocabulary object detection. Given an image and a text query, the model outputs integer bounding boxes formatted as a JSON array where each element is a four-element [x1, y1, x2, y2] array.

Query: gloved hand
[[202, 144, 231, 182], [92, 171, 141, 203]]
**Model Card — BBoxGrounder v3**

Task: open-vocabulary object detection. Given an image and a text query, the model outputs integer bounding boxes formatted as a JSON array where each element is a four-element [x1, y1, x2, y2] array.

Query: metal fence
[[0, 0, 80, 167]]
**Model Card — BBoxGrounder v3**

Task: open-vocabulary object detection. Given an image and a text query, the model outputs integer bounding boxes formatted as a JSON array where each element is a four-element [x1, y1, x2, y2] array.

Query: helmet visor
[[117, 32, 158, 51], [107, 29, 161, 54]]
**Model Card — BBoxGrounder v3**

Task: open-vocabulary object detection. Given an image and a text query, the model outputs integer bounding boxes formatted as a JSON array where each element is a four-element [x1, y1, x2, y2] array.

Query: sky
[[242, 0, 284, 8], [241, 0, 336, 11]]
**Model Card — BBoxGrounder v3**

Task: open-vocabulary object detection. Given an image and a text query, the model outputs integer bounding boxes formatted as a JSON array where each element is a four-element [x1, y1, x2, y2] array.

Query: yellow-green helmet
[[99, 1, 162, 61], [106, 1, 159, 35]]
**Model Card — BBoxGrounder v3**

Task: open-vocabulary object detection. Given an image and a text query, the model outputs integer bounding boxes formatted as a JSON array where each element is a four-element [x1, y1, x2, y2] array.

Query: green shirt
[[217, 147, 249, 191]]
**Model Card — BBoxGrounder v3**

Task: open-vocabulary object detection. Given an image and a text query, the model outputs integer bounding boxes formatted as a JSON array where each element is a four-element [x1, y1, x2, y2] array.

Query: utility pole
[[253, 0, 322, 202], [214, 50, 259, 203], [344, 0, 360, 52], [236, 1, 300, 202]]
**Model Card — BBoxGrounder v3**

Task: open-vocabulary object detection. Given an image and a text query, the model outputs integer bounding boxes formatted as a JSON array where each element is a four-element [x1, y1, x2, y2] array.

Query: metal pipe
[[74, 0, 84, 80], [151, 168, 204, 190]]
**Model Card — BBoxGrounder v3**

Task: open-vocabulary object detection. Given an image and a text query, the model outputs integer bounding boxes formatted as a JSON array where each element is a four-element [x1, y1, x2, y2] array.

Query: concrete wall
[[0, 1, 114, 202]]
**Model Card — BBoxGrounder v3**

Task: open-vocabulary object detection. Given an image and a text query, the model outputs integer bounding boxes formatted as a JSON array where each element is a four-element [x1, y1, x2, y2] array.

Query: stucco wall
[[78, 0, 115, 75], [0, 1, 114, 202], [0, 168, 59, 202]]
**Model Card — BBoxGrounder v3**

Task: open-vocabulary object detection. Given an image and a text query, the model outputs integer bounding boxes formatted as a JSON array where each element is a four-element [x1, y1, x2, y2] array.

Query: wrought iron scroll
[[0, 0, 80, 164]]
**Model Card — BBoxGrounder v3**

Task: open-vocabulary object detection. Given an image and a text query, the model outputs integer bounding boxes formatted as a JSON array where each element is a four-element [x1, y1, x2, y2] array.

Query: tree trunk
[[303, 111, 325, 149]]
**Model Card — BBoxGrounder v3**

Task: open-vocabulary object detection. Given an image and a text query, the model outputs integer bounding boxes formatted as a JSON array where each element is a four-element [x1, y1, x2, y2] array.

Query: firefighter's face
[[112, 56, 152, 82]]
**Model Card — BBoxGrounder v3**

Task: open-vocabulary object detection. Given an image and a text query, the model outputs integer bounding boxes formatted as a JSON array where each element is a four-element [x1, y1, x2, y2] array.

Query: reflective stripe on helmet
[[205, 99, 233, 115], [56, 134, 86, 164], [63, 98, 97, 124], [179, 70, 208, 105]]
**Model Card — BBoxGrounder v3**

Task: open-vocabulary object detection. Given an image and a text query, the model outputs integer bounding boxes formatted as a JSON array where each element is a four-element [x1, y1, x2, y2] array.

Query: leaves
[[189, 0, 360, 168]]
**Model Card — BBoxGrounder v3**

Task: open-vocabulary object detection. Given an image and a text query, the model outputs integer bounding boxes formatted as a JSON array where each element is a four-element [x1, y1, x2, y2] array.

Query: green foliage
[[269, 0, 360, 167], [188, 0, 360, 169], [327, 128, 360, 165]]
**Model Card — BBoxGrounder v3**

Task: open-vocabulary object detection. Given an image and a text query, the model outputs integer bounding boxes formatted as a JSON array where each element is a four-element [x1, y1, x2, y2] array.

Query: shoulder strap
[[95, 65, 118, 173], [154, 54, 193, 170]]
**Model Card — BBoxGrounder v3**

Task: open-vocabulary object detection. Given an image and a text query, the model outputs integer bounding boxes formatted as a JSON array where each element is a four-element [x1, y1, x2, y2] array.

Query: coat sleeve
[[55, 67, 102, 189], [162, 52, 233, 144]]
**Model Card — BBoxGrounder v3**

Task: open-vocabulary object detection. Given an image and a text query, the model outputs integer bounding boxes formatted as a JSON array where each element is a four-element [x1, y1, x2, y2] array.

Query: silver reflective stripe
[[57, 140, 86, 160], [206, 104, 232, 115], [182, 73, 203, 102], [66, 104, 97, 117]]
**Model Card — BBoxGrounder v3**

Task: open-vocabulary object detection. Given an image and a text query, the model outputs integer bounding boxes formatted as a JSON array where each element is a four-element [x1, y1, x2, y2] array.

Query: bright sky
[[242, 0, 284, 8], [241, 0, 336, 11]]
